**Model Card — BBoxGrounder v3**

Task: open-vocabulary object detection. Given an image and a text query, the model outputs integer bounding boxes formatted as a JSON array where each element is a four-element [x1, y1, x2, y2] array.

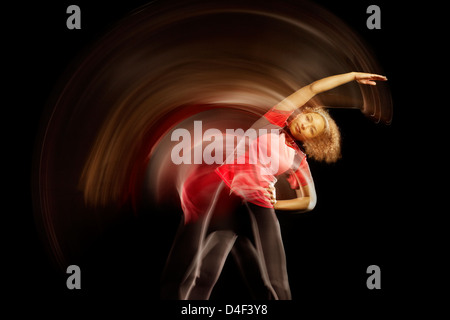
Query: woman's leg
[[245, 202, 292, 300], [160, 215, 209, 299], [186, 230, 237, 299], [160, 182, 224, 299], [231, 236, 274, 299], [183, 184, 244, 299]]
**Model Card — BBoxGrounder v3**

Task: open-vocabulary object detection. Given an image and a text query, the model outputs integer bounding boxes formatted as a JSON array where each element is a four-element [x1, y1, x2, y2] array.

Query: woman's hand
[[354, 72, 387, 85], [265, 184, 277, 205]]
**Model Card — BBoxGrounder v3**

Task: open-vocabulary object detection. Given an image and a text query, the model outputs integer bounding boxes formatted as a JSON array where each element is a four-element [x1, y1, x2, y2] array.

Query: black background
[[6, 0, 441, 316]]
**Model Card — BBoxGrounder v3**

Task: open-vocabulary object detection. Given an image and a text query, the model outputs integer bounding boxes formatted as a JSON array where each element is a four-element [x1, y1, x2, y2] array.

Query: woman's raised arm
[[274, 72, 387, 111]]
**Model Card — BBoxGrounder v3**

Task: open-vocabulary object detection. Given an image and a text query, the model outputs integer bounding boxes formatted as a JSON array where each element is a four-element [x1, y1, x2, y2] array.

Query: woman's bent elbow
[[306, 196, 317, 211]]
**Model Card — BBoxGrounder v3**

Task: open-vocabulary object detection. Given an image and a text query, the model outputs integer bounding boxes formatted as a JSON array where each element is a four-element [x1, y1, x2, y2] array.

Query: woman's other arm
[[269, 184, 317, 213]]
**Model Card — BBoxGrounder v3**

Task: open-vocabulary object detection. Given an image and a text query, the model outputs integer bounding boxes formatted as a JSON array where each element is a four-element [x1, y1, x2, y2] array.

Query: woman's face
[[289, 112, 326, 141]]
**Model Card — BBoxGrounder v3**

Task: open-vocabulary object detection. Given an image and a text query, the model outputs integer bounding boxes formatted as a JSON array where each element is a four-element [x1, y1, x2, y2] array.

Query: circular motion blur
[[33, 0, 391, 270]]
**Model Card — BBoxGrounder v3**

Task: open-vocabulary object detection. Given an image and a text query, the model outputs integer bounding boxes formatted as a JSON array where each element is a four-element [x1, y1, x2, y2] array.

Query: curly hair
[[288, 106, 341, 163]]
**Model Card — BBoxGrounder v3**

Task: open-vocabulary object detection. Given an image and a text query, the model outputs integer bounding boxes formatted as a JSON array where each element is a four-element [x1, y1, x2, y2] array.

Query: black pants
[[160, 182, 291, 300]]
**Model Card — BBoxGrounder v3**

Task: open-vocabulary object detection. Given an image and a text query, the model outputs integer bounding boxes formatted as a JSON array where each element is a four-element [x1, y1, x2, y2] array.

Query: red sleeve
[[286, 157, 312, 189], [263, 107, 293, 127]]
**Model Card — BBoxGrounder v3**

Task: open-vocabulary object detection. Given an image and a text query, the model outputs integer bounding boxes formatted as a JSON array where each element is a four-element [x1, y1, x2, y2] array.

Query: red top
[[215, 107, 312, 208]]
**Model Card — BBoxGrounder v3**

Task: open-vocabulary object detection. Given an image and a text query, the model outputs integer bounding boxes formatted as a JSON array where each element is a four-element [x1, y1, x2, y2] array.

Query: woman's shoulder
[[263, 107, 294, 127]]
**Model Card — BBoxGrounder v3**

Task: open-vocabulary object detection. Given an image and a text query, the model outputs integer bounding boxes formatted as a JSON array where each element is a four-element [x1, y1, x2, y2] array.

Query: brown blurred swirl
[[33, 0, 392, 269]]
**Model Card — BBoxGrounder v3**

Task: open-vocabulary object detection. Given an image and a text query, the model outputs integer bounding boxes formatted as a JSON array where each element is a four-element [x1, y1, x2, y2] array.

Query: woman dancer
[[160, 72, 387, 300]]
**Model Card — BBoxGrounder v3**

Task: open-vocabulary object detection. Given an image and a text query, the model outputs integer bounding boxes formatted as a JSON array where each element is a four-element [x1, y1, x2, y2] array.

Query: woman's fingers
[[356, 73, 387, 85], [367, 74, 387, 80], [265, 193, 277, 204], [264, 192, 274, 199], [359, 80, 377, 85], [265, 185, 277, 204]]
